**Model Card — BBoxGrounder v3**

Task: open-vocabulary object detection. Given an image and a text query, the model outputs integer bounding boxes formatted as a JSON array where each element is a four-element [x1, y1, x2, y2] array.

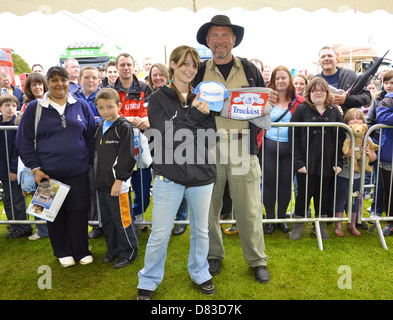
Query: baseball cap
[[193, 81, 229, 112]]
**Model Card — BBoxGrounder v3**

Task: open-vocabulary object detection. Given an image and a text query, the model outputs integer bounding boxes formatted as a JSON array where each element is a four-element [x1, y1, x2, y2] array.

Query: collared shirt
[[203, 56, 249, 90], [39, 92, 77, 108], [69, 81, 81, 94]]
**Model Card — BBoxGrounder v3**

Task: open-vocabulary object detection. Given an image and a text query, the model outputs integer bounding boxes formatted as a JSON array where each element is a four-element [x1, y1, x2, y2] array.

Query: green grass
[[1, 196, 393, 301]]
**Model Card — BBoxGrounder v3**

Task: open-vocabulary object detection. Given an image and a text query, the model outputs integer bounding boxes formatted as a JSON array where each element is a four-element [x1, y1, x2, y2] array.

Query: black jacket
[[291, 102, 345, 177], [94, 116, 136, 192], [146, 85, 216, 187], [318, 67, 372, 114], [0, 115, 18, 180], [192, 57, 266, 155]]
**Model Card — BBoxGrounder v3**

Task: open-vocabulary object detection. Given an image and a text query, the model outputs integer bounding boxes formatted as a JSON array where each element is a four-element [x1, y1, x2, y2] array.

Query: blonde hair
[[343, 108, 366, 124], [80, 65, 99, 78]]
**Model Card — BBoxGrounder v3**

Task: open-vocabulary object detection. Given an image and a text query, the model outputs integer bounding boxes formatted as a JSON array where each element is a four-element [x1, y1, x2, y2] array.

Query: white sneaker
[[79, 255, 93, 265], [28, 233, 42, 241], [59, 256, 76, 268]]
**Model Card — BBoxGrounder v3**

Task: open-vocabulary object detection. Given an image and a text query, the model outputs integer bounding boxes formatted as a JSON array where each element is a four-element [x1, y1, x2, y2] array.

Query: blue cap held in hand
[[193, 81, 229, 112]]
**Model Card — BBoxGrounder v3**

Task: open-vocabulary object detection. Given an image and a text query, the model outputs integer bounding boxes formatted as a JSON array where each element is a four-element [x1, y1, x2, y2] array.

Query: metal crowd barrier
[[2, 123, 393, 251], [360, 124, 393, 250], [261, 122, 354, 251]]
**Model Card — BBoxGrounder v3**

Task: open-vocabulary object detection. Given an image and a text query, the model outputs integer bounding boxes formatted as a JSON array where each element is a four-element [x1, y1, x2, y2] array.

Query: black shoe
[[264, 223, 275, 235], [277, 222, 290, 233], [198, 279, 215, 295], [88, 227, 103, 239], [208, 259, 220, 276], [114, 257, 133, 269], [356, 222, 368, 230], [136, 289, 154, 300], [6, 228, 32, 239], [383, 223, 393, 236], [102, 253, 117, 263], [172, 224, 187, 236], [252, 265, 270, 284]]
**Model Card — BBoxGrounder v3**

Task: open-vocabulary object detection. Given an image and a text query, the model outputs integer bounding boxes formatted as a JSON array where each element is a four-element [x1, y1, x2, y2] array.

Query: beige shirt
[[202, 56, 250, 132]]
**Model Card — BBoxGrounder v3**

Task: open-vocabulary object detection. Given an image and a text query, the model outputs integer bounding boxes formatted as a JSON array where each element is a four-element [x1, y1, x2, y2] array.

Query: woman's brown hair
[[267, 65, 294, 101], [24, 72, 48, 104], [168, 45, 200, 106], [304, 77, 332, 109]]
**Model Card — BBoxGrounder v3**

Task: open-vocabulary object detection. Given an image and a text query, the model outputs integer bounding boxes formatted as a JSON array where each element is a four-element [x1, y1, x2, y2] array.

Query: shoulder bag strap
[[34, 99, 42, 150]]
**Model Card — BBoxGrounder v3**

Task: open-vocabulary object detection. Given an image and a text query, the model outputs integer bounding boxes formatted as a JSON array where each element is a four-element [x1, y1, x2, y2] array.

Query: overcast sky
[[1, 7, 392, 74]]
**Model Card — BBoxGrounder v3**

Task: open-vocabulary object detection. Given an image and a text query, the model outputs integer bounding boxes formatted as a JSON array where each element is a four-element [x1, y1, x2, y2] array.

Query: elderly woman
[[16, 66, 96, 267], [263, 66, 304, 235]]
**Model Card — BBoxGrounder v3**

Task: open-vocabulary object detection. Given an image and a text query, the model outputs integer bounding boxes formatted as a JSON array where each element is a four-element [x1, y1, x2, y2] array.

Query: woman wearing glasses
[[16, 66, 96, 267], [289, 77, 345, 240]]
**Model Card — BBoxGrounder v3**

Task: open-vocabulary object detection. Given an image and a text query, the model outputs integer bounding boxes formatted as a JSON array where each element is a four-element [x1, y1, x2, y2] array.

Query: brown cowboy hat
[[196, 15, 244, 48]]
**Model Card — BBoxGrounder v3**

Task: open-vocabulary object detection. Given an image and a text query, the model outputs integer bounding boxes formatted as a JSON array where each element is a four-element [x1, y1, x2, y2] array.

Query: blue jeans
[[176, 195, 188, 221], [335, 176, 360, 213], [131, 168, 152, 216], [138, 176, 214, 291]]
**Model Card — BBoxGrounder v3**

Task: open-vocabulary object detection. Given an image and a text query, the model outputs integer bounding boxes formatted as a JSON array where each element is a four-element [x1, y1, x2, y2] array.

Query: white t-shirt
[[48, 98, 66, 115]]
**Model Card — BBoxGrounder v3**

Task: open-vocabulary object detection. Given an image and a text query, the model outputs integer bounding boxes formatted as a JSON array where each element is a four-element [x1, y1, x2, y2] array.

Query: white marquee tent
[[2, 0, 393, 15]]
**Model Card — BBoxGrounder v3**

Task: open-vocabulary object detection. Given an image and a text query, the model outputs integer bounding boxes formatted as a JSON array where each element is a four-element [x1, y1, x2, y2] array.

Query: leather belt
[[216, 133, 244, 142]]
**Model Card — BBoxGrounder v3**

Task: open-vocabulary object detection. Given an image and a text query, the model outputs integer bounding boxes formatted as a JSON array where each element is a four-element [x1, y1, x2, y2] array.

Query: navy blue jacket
[[317, 67, 372, 114], [0, 115, 18, 180], [376, 93, 393, 164], [16, 93, 95, 178], [73, 88, 102, 123], [10, 85, 24, 111]]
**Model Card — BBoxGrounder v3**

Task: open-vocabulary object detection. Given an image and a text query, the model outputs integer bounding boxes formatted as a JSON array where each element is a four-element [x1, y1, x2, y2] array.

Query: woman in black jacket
[[137, 45, 217, 300], [289, 77, 345, 240]]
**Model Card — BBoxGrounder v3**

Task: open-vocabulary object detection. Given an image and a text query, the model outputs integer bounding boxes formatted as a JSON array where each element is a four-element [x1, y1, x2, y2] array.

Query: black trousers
[[47, 172, 91, 261], [97, 190, 138, 261], [263, 138, 292, 219], [381, 167, 393, 217], [295, 173, 332, 218], [2, 180, 32, 232]]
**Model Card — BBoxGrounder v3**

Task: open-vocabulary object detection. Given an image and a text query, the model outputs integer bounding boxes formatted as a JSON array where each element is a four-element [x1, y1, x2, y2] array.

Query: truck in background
[[1, 48, 29, 91], [0, 48, 16, 86], [59, 41, 122, 69], [334, 44, 392, 74]]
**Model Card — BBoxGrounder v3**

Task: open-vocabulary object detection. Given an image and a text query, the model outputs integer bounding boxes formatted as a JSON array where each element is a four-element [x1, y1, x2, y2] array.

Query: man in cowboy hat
[[193, 15, 277, 284]]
